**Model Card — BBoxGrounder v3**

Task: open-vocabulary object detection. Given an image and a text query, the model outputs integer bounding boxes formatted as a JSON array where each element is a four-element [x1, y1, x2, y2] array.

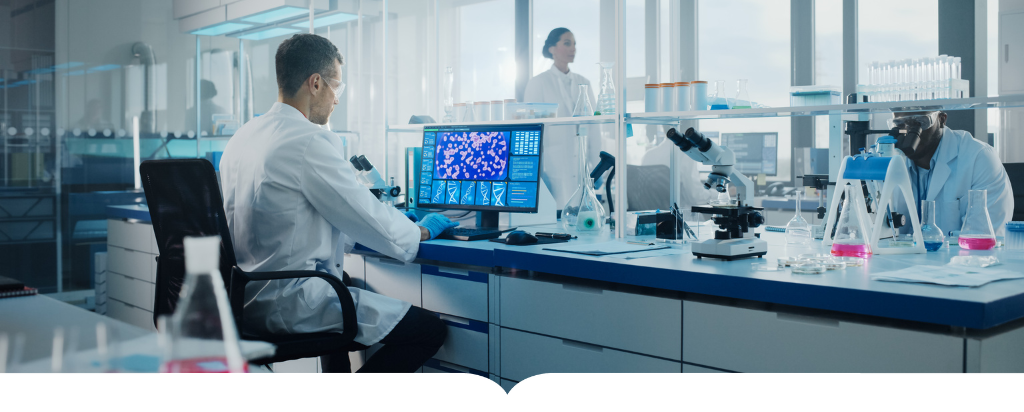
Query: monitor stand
[[476, 211, 500, 229]]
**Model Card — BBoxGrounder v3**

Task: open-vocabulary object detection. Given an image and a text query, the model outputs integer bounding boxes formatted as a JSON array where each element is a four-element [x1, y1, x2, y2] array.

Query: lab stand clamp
[[666, 127, 767, 260], [350, 155, 402, 204], [821, 123, 926, 255]]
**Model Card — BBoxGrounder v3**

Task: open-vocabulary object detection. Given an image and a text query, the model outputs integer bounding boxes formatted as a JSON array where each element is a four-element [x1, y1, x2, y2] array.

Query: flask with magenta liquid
[[830, 185, 873, 258], [959, 189, 997, 250], [920, 200, 945, 251]]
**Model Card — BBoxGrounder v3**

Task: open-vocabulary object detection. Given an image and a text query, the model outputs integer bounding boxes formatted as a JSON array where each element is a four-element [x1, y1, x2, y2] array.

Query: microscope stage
[[692, 238, 768, 261]]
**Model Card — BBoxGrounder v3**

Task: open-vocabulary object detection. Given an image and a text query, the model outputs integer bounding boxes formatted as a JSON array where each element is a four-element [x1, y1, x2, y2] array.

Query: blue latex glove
[[418, 213, 459, 239], [403, 211, 419, 222]]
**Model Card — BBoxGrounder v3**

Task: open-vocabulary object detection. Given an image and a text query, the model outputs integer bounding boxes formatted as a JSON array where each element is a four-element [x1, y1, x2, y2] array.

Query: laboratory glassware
[[709, 80, 730, 110], [162, 237, 247, 373], [572, 84, 595, 117], [562, 131, 606, 234], [490, 100, 503, 121], [920, 200, 945, 251], [830, 185, 873, 258], [597, 62, 616, 115], [442, 67, 454, 123], [661, 83, 675, 112], [691, 81, 708, 110], [733, 79, 752, 109], [475, 101, 490, 122], [959, 189, 997, 250], [1006, 222, 1024, 250], [461, 101, 475, 122], [645, 84, 660, 112], [786, 191, 812, 245]]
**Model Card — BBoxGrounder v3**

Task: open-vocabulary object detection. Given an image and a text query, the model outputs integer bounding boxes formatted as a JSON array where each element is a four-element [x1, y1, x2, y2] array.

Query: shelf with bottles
[[625, 94, 1024, 124], [386, 114, 619, 133]]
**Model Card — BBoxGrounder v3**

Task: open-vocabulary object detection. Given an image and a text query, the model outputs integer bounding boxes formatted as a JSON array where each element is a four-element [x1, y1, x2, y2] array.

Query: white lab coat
[[895, 127, 1014, 237], [641, 137, 713, 209], [220, 102, 420, 346], [524, 64, 600, 207]]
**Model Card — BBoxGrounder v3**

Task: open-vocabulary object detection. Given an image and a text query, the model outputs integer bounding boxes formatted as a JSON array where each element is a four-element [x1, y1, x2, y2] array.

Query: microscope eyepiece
[[349, 155, 365, 171], [666, 128, 695, 152], [683, 127, 714, 152]]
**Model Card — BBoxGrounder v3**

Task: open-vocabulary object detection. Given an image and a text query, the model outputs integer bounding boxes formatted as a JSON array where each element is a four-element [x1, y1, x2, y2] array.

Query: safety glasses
[[888, 112, 939, 130], [320, 74, 346, 97]]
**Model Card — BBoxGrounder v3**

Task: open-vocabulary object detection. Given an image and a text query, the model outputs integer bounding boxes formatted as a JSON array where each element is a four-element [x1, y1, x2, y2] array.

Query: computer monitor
[[416, 124, 544, 220], [720, 132, 778, 176]]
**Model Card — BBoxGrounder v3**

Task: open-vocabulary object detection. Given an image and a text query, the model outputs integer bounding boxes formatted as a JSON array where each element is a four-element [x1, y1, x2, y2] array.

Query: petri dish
[[753, 262, 783, 272], [835, 256, 865, 267], [792, 262, 826, 275], [778, 257, 803, 267]]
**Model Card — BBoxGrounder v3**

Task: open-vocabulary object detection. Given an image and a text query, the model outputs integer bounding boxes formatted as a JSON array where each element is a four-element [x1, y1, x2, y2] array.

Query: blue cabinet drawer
[[433, 313, 489, 372]]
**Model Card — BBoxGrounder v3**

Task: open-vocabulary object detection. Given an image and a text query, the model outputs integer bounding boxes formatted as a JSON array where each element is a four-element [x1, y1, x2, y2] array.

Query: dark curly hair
[[275, 34, 344, 98], [542, 28, 571, 59]]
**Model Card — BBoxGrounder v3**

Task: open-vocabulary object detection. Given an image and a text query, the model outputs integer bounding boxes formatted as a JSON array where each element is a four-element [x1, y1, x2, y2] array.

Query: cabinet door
[[422, 265, 488, 322], [499, 328, 680, 381], [364, 256, 421, 305], [1000, 12, 1024, 94], [432, 313, 489, 372]]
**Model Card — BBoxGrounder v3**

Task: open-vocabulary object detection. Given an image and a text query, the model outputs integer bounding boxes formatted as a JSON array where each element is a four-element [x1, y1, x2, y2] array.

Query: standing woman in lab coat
[[524, 28, 598, 216]]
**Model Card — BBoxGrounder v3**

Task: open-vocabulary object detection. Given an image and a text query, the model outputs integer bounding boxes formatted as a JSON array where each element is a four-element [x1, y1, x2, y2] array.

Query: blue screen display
[[418, 125, 542, 212]]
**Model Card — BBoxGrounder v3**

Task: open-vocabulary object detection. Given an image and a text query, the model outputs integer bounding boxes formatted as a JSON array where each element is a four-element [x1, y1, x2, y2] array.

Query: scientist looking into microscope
[[524, 27, 600, 217], [891, 110, 1013, 236], [220, 34, 457, 373]]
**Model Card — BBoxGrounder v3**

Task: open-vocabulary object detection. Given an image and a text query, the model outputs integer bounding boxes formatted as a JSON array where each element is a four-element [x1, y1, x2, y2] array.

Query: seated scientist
[[891, 111, 1013, 237], [219, 34, 458, 373]]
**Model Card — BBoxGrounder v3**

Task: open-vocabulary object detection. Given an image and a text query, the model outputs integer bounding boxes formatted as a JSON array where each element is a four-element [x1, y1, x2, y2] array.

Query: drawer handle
[[439, 314, 470, 326], [374, 258, 405, 266], [776, 313, 840, 328], [438, 268, 470, 277], [561, 283, 604, 295], [562, 339, 603, 353]]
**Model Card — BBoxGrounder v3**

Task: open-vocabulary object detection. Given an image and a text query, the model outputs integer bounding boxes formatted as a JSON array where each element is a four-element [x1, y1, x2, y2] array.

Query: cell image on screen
[[433, 131, 510, 181]]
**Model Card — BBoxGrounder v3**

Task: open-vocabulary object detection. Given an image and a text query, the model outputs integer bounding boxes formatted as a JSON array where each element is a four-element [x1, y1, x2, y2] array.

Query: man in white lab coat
[[220, 34, 458, 372], [892, 111, 1013, 237]]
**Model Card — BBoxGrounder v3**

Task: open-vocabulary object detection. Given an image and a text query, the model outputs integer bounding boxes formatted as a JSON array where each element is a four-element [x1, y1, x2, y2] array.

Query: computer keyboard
[[437, 227, 506, 241]]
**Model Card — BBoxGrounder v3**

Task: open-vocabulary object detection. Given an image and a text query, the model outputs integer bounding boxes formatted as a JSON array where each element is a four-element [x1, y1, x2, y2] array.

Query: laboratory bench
[[101, 205, 1024, 380]]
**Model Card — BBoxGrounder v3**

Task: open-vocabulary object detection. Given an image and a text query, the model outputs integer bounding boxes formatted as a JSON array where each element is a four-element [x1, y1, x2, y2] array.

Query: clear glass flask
[[572, 84, 595, 117], [786, 191, 812, 245], [920, 200, 945, 251], [732, 79, 751, 109], [959, 189, 997, 250], [562, 132, 606, 234], [830, 185, 873, 258], [162, 237, 246, 373], [597, 62, 616, 116], [709, 80, 730, 110], [461, 101, 475, 122], [442, 67, 454, 123]]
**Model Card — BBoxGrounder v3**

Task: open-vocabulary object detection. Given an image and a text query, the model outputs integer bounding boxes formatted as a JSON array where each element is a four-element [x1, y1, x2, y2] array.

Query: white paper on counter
[[871, 264, 1024, 287]]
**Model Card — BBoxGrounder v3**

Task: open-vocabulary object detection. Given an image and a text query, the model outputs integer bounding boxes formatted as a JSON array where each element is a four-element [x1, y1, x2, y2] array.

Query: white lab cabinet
[[105, 219, 158, 330], [364, 256, 421, 306], [499, 328, 681, 381], [421, 265, 489, 322]]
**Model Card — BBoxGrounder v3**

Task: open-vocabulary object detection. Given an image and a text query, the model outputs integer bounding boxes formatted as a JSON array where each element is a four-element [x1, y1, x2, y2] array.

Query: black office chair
[[140, 158, 356, 367], [1004, 163, 1024, 222]]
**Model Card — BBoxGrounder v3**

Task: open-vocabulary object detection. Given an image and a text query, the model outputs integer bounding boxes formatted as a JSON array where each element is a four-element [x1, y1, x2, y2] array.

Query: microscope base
[[692, 238, 768, 261]]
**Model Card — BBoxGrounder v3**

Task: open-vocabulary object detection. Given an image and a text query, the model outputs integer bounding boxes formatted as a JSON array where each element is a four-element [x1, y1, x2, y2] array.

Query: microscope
[[349, 155, 402, 205], [665, 127, 767, 260]]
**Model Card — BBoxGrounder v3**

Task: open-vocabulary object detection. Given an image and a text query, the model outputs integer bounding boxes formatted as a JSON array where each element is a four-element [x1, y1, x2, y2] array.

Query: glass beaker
[[920, 200, 945, 251], [733, 79, 752, 109], [597, 62, 616, 116], [709, 80, 730, 110], [786, 191, 812, 245], [830, 185, 873, 258], [959, 189, 996, 250], [572, 84, 595, 117], [162, 236, 247, 373], [442, 67, 454, 123]]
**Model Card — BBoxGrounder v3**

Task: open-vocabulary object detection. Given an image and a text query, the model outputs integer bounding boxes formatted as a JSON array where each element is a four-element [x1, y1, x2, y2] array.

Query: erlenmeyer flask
[[574, 177, 606, 233], [597, 62, 616, 115], [562, 130, 591, 231], [959, 189, 996, 250], [733, 79, 751, 109], [830, 185, 873, 258], [920, 200, 945, 251], [572, 84, 595, 117], [461, 101, 475, 122], [786, 191, 812, 245], [710, 80, 730, 110]]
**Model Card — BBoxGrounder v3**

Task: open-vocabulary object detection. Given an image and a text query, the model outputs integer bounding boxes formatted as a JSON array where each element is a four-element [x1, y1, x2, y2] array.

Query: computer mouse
[[505, 230, 538, 245]]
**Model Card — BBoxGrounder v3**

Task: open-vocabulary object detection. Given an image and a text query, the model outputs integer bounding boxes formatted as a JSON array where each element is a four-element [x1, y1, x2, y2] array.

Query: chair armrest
[[229, 267, 358, 345]]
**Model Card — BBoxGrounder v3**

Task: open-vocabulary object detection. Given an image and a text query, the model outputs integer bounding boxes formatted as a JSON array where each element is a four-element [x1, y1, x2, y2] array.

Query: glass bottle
[[572, 84, 595, 117], [442, 67, 454, 123], [786, 191, 812, 245], [597, 62, 616, 116], [920, 200, 945, 251], [959, 189, 997, 250], [830, 185, 873, 258], [709, 80, 730, 110], [732, 79, 751, 109], [161, 236, 247, 373]]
